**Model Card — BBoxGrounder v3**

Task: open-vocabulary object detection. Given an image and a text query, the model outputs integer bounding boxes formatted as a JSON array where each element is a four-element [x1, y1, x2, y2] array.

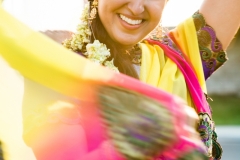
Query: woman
[[21, 0, 240, 160]]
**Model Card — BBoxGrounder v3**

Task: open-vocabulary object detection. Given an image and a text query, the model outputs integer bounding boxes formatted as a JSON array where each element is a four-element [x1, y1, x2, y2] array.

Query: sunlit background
[[2, 0, 204, 31]]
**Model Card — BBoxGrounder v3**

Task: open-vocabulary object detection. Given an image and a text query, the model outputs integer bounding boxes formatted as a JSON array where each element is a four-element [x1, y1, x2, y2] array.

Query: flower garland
[[63, 3, 119, 72]]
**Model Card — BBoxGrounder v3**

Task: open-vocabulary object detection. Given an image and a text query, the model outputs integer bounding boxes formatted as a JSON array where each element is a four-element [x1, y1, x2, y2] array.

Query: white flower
[[86, 40, 110, 61], [63, 3, 119, 73], [104, 59, 119, 73]]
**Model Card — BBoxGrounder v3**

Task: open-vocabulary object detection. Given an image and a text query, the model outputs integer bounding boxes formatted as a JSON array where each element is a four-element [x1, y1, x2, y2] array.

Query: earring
[[88, 0, 98, 23]]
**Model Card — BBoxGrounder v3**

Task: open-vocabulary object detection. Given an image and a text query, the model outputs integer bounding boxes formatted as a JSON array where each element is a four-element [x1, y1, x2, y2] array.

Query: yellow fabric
[[170, 18, 206, 93], [140, 17, 206, 107], [0, 8, 115, 160], [0, 57, 37, 160], [0, 7, 116, 99]]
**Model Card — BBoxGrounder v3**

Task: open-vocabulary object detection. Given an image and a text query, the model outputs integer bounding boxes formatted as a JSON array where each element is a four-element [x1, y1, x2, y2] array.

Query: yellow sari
[[140, 17, 206, 109]]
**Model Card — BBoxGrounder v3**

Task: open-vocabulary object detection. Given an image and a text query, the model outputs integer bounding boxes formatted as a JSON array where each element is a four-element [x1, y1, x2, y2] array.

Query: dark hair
[[91, 12, 139, 79]]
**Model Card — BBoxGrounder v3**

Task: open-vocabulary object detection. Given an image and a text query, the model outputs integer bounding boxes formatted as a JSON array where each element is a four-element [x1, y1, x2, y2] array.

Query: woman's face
[[98, 0, 167, 48]]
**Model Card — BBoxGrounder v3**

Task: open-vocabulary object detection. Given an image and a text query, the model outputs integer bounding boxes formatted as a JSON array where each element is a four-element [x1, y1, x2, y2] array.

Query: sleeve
[[167, 11, 227, 93], [192, 11, 228, 80], [21, 79, 124, 160]]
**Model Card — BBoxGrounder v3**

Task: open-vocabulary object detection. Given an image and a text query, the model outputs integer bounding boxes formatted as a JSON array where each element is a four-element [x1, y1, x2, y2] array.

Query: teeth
[[119, 14, 142, 25]]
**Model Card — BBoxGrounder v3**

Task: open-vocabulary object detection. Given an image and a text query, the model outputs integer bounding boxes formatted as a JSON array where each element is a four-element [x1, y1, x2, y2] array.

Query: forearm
[[200, 0, 240, 50]]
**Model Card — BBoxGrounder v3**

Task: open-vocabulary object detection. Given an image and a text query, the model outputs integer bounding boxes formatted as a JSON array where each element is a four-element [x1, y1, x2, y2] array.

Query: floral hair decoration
[[63, 2, 119, 72]]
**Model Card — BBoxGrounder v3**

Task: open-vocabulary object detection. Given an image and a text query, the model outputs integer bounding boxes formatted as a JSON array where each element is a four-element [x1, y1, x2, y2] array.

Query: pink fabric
[[24, 40, 209, 159], [147, 39, 212, 117]]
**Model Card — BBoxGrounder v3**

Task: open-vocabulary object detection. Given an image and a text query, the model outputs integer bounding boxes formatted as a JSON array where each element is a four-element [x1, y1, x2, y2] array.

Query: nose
[[127, 0, 145, 15]]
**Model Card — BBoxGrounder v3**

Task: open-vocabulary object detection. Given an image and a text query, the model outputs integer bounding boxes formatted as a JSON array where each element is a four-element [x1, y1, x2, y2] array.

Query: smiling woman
[[97, 0, 166, 47], [1, 0, 240, 160]]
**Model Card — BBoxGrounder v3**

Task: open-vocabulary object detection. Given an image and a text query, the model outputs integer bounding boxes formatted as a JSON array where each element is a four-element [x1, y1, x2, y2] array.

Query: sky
[[2, 0, 204, 31]]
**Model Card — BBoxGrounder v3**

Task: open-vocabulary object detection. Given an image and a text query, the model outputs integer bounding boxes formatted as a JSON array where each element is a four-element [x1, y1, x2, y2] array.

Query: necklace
[[125, 44, 142, 65]]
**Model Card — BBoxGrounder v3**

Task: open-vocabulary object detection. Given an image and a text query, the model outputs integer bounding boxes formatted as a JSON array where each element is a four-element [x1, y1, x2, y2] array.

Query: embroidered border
[[193, 11, 228, 80], [198, 112, 223, 160]]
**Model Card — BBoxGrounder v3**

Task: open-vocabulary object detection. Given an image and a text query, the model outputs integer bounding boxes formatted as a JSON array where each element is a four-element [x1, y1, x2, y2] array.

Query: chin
[[113, 36, 142, 48]]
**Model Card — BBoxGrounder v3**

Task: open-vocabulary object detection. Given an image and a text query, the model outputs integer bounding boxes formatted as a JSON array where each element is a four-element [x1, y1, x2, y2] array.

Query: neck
[[111, 40, 136, 52]]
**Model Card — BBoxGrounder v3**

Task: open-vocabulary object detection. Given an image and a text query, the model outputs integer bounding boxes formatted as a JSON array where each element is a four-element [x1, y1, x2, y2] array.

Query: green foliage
[[208, 95, 240, 125]]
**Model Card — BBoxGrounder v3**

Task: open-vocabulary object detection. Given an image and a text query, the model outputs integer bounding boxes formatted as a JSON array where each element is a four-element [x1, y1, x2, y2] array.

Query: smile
[[119, 14, 143, 25]]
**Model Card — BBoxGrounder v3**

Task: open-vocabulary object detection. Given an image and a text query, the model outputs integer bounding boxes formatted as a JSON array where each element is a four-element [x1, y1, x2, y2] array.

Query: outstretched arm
[[200, 0, 240, 50]]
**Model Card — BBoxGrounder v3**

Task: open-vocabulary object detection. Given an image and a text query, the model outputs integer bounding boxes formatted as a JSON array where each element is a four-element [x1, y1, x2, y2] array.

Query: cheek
[[146, 13, 163, 34], [97, 1, 115, 26], [98, 0, 123, 15]]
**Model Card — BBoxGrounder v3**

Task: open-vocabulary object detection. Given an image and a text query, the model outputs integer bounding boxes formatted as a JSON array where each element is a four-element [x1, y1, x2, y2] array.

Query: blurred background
[[1, 0, 240, 159]]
